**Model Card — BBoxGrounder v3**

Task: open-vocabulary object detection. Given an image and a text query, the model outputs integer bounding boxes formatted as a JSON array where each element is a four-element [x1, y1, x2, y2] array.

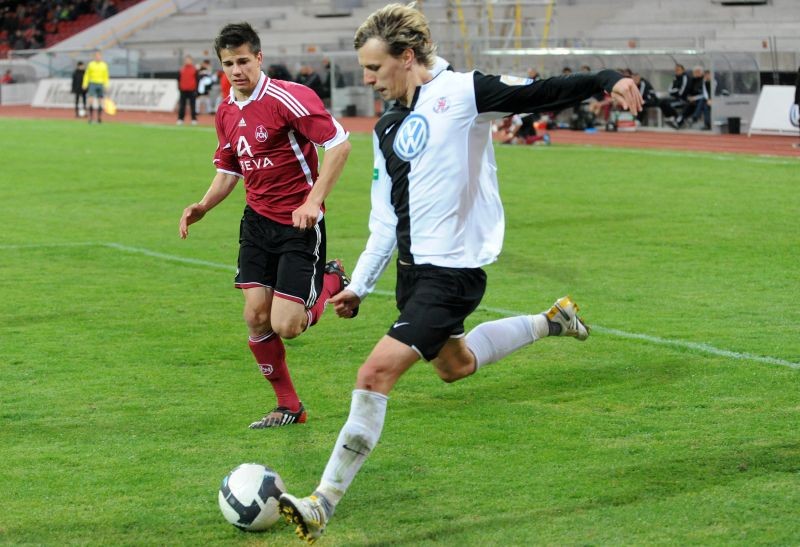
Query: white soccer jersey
[[347, 63, 623, 299]]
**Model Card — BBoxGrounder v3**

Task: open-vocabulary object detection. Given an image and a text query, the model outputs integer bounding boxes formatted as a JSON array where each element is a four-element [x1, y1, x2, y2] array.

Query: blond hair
[[353, 2, 436, 68]]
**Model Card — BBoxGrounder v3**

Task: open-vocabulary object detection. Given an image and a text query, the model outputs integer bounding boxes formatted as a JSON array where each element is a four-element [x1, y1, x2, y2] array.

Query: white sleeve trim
[[322, 118, 350, 150], [215, 167, 243, 178]]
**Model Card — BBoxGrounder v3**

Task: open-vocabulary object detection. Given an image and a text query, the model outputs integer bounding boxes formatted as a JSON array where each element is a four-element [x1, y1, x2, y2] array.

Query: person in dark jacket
[[632, 72, 657, 124], [71, 61, 87, 117], [794, 66, 800, 149], [658, 64, 689, 128], [295, 63, 325, 101]]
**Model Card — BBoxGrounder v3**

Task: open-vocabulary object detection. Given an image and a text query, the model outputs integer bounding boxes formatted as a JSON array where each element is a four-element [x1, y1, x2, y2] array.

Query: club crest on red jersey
[[255, 125, 268, 142], [433, 96, 450, 113]]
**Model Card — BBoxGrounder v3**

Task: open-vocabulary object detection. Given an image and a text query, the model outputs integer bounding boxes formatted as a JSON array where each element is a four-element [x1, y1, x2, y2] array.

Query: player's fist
[[329, 289, 361, 318], [292, 201, 320, 230]]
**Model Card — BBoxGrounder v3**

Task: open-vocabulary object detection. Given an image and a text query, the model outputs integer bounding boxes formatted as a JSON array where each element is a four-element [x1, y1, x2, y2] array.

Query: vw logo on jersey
[[255, 125, 268, 142], [790, 104, 799, 128], [393, 114, 429, 161]]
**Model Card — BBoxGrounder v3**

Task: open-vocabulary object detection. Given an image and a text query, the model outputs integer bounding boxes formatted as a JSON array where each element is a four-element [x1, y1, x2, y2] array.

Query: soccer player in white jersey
[[179, 22, 353, 429], [279, 3, 643, 541]]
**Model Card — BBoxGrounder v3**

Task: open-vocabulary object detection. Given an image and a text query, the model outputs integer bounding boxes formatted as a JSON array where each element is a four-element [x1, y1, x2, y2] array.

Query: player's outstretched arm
[[179, 172, 239, 238]]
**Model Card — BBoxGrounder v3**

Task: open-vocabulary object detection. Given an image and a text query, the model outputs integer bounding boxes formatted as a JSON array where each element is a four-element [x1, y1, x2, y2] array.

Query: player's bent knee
[[272, 322, 303, 339], [243, 308, 270, 332], [434, 364, 471, 383], [356, 363, 398, 393]]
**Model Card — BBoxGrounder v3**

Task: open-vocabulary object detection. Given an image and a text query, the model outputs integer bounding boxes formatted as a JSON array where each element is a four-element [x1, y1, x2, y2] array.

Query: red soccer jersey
[[213, 73, 347, 225]]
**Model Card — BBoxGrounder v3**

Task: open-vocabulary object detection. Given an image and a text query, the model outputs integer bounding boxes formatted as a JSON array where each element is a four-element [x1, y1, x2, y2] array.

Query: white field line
[[3, 241, 798, 370], [544, 144, 800, 166]]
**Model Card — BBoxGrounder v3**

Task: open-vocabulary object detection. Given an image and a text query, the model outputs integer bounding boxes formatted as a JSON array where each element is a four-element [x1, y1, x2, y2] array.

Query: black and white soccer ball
[[218, 463, 286, 532]]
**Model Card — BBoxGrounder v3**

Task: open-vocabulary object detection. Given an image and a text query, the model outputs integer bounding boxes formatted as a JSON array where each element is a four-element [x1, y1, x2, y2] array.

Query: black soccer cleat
[[248, 403, 307, 429]]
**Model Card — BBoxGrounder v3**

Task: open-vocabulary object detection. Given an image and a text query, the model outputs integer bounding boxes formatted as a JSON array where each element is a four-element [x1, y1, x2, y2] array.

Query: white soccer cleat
[[543, 295, 590, 341], [279, 492, 331, 544]]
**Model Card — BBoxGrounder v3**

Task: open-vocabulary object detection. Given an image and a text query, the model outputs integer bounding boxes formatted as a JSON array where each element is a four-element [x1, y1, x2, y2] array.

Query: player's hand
[[179, 203, 206, 239], [610, 78, 643, 116], [291, 201, 320, 230], [328, 289, 361, 318]]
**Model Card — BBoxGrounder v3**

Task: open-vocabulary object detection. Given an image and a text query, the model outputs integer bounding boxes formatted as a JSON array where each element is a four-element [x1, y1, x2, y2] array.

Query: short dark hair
[[214, 22, 261, 60]]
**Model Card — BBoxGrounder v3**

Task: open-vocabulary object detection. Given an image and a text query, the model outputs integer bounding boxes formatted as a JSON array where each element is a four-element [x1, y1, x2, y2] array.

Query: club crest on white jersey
[[499, 75, 534, 86], [393, 113, 429, 161]]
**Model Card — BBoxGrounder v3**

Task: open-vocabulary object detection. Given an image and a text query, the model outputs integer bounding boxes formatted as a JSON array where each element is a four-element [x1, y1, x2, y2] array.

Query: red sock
[[248, 332, 300, 411], [306, 271, 342, 327]]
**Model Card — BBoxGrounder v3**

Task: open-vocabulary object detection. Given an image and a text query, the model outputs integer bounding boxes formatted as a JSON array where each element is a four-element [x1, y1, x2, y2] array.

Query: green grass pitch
[[1, 118, 799, 545]]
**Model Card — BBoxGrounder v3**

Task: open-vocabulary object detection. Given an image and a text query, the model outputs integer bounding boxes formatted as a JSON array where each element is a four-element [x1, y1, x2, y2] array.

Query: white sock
[[316, 389, 388, 507], [466, 314, 548, 370]]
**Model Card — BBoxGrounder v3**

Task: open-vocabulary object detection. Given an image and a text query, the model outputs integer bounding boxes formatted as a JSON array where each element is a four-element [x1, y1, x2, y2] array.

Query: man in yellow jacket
[[82, 50, 110, 124]]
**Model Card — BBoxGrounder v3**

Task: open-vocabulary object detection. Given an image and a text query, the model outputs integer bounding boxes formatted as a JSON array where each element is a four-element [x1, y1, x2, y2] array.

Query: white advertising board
[[32, 78, 179, 112], [748, 85, 798, 136]]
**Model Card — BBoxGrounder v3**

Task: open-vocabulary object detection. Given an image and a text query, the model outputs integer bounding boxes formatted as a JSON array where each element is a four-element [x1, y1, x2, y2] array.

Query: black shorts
[[388, 261, 486, 361], [87, 83, 104, 98], [235, 205, 326, 308]]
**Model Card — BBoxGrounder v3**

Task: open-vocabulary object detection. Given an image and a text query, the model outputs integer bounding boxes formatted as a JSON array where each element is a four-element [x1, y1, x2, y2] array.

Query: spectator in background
[[295, 62, 324, 101], [491, 114, 523, 144], [693, 69, 714, 130], [1, 69, 14, 84], [632, 72, 658, 123], [71, 60, 87, 117], [793, 66, 800, 149], [12, 29, 28, 49], [676, 65, 705, 128], [100, 0, 117, 18], [196, 58, 215, 115], [320, 56, 345, 108], [658, 63, 689, 128], [267, 63, 292, 80], [527, 67, 540, 81], [215, 68, 230, 111], [177, 54, 198, 125], [82, 49, 109, 124]]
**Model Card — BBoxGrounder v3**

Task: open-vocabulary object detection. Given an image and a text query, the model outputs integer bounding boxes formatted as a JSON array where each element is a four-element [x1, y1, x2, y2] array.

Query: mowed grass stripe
[[2, 240, 797, 369]]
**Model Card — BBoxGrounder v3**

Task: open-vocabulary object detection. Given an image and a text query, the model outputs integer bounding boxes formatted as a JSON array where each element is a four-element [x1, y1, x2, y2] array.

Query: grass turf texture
[[1, 118, 799, 545]]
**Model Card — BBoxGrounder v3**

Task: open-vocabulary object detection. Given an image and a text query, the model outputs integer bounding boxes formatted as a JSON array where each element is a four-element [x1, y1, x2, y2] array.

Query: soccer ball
[[218, 463, 286, 531]]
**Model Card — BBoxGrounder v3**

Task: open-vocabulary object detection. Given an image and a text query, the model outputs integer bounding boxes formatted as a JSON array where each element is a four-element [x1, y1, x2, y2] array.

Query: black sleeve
[[474, 69, 623, 114], [795, 69, 800, 105]]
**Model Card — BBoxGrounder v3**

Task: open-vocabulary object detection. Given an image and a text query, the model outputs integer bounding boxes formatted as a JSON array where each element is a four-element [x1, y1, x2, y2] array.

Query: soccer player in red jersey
[[179, 22, 353, 429]]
